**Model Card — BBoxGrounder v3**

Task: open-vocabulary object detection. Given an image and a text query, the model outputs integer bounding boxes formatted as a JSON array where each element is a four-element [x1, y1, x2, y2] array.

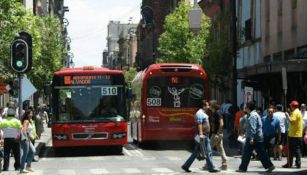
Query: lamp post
[[231, 0, 237, 108], [141, 6, 155, 64]]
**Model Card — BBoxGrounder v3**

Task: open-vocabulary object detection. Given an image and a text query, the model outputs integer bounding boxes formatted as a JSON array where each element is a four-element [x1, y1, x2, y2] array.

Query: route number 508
[[147, 98, 161, 106]]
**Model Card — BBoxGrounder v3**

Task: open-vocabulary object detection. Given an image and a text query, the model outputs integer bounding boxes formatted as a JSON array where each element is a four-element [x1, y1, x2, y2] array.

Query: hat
[[301, 103, 306, 109], [289, 100, 299, 108], [7, 107, 16, 116]]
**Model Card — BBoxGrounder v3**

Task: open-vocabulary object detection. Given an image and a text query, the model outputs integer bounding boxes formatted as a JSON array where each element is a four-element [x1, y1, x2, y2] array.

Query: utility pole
[[231, 0, 237, 107]]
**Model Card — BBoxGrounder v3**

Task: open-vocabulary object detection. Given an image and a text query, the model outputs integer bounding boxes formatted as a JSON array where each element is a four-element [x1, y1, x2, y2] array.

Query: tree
[[0, 0, 65, 90], [124, 67, 137, 83], [204, 8, 233, 91], [157, 1, 211, 65]]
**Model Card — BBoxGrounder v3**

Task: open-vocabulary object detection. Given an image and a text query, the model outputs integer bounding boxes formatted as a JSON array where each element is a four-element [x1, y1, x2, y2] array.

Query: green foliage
[[124, 67, 137, 83], [157, 1, 211, 65], [0, 0, 65, 89], [204, 10, 232, 91]]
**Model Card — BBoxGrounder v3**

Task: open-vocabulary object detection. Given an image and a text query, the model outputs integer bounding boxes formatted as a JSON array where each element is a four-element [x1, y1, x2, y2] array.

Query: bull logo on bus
[[168, 87, 185, 108]]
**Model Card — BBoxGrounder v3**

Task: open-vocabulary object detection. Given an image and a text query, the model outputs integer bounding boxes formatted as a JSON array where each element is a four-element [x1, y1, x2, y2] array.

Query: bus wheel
[[54, 147, 64, 157], [113, 146, 123, 154]]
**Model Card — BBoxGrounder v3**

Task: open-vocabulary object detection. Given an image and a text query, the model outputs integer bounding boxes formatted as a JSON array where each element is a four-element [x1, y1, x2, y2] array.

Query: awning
[[0, 80, 8, 94]]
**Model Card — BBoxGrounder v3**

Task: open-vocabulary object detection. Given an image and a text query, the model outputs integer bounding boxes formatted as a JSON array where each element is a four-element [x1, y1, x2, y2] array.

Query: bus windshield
[[52, 74, 127, 122], [146, 76, 205, 108]]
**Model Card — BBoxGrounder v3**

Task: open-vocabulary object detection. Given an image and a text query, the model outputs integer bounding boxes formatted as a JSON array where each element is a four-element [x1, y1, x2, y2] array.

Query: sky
[[64, 0, 142, 67]]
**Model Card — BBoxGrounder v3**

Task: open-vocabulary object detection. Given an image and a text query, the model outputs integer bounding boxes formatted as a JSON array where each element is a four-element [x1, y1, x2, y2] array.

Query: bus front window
[[55, 86, 126, 122]]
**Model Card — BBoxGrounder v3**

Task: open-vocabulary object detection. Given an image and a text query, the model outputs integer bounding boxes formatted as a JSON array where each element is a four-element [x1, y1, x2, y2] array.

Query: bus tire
[[54, 147, 64, 156], [113, 146, 123, 154]]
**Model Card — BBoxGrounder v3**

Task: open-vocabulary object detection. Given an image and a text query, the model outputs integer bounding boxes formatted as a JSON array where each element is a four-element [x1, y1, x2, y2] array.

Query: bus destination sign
[[64, 75, 111, 85]]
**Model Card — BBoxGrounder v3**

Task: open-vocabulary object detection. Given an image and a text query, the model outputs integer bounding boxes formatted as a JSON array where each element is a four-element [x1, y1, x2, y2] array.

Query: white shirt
[[273, 111, 287, 133], [302, 111, 307, 128]]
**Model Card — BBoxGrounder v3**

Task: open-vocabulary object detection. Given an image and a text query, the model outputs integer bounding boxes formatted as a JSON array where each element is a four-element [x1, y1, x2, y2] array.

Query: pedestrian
[[34, 107, 44, 139], [234, 104, 244, 135], [0, 104, 22, 171], [20, 109, 36, 173], [208, 100, 227, 170], [262, 106, 280, 158], [273, 104, 288, 160], [220, 99, 232, 132], [301, 103, 307, 157], [237, 112, 247, 155], [181, 100, 219, 173], [236, 101, 275, 173], [283, 100, 303, 168]]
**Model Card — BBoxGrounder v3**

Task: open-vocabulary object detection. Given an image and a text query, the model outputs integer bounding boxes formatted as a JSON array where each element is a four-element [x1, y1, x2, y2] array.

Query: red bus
[[51, 66, 129, 152], [130, 63, 208, 143]]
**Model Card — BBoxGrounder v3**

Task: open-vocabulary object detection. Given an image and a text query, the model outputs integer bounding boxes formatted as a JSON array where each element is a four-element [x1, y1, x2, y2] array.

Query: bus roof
[[146, 63, 204, 71], [54, 66, 123, 75]]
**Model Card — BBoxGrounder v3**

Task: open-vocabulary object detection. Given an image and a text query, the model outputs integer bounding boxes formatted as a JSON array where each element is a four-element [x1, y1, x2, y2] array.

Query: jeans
[[182, 136, 215, 171], [239, 139, 273, 171], [20, 139, 36, 170]]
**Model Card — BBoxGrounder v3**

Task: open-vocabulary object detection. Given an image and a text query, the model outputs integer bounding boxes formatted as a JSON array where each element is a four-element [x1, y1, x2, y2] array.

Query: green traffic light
[[16, 60, 23, 67]]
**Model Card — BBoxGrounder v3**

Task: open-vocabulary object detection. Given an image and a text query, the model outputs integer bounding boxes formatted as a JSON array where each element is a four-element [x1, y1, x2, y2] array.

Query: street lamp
[[231, 0, 237, 108], [141, 6, 155, 64]]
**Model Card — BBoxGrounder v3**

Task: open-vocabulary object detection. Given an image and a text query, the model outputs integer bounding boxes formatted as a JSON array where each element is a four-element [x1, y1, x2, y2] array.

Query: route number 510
[[101, 87, 117, 96]]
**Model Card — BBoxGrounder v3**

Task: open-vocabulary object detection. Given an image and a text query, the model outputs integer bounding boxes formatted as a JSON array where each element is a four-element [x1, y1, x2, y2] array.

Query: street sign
[[21, 75, 37, 102]]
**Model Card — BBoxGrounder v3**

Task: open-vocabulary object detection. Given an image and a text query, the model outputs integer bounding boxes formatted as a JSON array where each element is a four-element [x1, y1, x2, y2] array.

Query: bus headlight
[[54, 134, 68, 140], [112, 133, 127, 139]]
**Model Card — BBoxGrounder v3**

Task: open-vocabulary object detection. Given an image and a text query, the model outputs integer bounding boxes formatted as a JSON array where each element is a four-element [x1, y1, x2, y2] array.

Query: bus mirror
[[44, 81, 52, 95]]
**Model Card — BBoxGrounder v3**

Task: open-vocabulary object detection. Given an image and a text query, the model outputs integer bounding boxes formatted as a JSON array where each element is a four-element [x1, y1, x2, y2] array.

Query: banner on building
[[244, 86, 253, 104]]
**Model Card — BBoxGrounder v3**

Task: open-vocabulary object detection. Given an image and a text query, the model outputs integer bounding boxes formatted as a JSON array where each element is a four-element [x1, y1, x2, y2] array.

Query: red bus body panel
[[130, 63, 208, 142], [52, 122, 127, 148]]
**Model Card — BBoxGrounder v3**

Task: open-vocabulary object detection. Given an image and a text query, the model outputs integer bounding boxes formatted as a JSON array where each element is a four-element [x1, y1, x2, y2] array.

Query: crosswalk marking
[[89, 157, 107, 160], [152, 167, 174, 173], [167, 156, 181, 161], [90, 168, 110, 174], [123, 147, 132, 156], [123, 168, 142, 174], [58, 169, 76, 175]]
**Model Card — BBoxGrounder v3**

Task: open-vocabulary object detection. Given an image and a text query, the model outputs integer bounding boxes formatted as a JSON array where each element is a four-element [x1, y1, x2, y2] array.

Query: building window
[[291, 0, 297, 30], [264, 55, 271, 63], [273, 52, 282, 62], [297, 45, 307, 59], [278, 0, 283, 16], [292, 0, 297, 9], [284, 49, 295, 61]]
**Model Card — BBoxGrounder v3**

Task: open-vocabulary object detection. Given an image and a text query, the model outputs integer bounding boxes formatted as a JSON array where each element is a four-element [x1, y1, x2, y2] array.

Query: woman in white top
[[20, 110, 36, 173]]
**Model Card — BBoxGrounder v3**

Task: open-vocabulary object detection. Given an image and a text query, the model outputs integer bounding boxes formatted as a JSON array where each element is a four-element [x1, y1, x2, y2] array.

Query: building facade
[[136, 0, 180, 70], [104, 21, 137, 69], [237, 0, 307, 107]]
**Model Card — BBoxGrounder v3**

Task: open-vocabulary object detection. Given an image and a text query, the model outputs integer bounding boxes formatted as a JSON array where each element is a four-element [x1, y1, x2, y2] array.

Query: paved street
[[1, 125, 306, 175]]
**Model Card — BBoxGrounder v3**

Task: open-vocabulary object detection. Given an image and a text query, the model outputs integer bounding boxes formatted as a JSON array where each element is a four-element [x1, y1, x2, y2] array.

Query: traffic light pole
[[18, 73, 23, 119]]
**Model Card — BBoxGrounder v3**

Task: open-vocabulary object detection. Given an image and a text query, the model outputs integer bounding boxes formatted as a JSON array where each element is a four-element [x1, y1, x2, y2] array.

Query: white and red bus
[[51, 66, 129, 152], [130, 63, 208, 143]]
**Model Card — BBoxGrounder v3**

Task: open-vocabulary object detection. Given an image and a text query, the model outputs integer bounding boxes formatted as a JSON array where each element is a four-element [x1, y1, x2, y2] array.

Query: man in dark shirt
[[208, 100, 227, 170]]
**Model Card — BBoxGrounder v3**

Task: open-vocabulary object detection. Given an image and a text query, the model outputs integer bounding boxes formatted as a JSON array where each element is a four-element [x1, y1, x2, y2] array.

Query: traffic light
[[11, 38, 29, 73]]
